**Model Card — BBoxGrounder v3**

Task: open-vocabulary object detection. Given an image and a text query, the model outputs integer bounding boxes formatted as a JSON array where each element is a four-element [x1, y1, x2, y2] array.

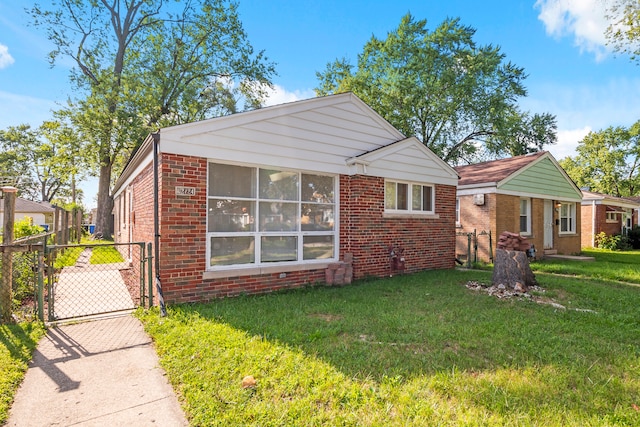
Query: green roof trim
[[499, 157, 582, 200]]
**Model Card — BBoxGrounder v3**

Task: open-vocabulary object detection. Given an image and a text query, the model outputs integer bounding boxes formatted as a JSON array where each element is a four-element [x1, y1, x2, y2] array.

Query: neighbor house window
[[559, 202, 576, 233], [519, 198, 531, 235], [385, 180, 434, 214], [455, 198, 460, 225], [207, 163, 337, 268], [606, 211, 617, 223]]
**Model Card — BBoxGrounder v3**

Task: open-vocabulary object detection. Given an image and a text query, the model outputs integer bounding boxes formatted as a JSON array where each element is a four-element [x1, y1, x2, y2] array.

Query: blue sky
[[1, 0, 639, 207]]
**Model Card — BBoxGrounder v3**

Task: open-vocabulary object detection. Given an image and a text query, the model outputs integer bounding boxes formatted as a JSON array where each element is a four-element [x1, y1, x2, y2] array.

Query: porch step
[[543, 249, 557, 255]]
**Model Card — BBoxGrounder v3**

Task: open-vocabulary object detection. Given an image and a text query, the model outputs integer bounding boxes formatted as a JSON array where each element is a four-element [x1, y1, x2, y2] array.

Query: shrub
[[11, 218, 45, 309], [627, 225, 640, 249], [594, 232, 632, 251]]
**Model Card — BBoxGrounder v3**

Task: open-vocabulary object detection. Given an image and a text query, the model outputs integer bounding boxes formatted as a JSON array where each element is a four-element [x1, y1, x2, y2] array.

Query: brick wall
[[341, 175, 456, 278], [455, 193, 495, 262], [127, 154, 456, 304], [457, 193, 582, 262], [581, 203, 594, 247]]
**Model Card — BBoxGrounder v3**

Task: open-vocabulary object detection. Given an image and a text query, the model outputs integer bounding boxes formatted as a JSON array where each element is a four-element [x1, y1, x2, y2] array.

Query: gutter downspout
[[591, 200, 596, 247], [152, 132, 167, 317]]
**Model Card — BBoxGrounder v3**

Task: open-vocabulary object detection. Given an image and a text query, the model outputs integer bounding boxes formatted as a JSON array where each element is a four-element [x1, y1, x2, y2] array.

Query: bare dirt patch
[[465, 281, 596, 313]]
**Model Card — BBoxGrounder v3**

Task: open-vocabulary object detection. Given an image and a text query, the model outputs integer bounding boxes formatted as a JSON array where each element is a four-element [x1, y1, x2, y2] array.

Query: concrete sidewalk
[[7, 315, 188, 426]]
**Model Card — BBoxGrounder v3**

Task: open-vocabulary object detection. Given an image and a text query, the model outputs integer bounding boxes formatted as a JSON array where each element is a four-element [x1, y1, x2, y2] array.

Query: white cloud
[[0, 43, 15, 69], [548, 126, 591, 160], [535, 0, 610, 60], [263, 84, 315, 106]]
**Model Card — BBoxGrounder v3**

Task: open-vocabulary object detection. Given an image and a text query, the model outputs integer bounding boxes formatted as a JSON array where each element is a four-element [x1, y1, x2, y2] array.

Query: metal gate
[[45, 242, 153, 322]]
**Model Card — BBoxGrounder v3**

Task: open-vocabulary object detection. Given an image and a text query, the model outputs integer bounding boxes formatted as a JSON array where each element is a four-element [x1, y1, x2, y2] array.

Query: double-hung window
[[385, 180, 434, 214], [207, 163, 336, 268], [559, 202, 576, 234], [519, 198, 531, 235]]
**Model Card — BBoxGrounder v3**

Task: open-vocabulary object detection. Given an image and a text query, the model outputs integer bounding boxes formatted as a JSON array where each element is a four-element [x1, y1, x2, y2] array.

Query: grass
[[89, 245, 125, 264], [137, 250, 640, 426], [51, 240, 124, 268], [0, 322, 45, 425], [530, 248, 640, 284]]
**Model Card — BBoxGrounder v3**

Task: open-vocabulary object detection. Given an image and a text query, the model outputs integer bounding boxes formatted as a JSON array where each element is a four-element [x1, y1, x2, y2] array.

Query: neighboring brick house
[[112, 93, 459, 303], [454, 151, 583, 262], [581, 191, 640, 248]]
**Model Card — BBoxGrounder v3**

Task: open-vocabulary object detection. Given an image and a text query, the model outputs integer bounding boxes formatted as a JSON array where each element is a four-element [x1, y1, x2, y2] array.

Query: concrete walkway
[[7, 315, 188, 426]]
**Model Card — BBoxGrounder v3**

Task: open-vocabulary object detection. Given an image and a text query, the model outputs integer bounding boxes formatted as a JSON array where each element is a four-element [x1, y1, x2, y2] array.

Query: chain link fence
[[46, 242, 151, 322]]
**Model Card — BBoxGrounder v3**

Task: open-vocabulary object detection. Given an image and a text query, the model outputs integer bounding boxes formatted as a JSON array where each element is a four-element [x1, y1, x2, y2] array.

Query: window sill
[[383, 212, 440, 219], [203, 261, 333, 280]]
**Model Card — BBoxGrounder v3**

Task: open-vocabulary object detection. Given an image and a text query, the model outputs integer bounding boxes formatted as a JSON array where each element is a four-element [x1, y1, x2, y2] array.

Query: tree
[[0, 123, 82, 203], [559, 121, 640, 197], [0, 125, 39, 199], [315, 14, 556, 164], [605, 0, 640, 63], [31, 0, 276, 238]]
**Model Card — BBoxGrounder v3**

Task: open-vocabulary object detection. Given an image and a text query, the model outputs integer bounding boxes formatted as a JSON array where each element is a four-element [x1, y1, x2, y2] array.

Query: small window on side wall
[[385, 180, 434, 214]]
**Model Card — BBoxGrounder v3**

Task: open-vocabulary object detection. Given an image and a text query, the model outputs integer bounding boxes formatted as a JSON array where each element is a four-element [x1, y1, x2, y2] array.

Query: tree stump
[[492, 248, 536, 292]]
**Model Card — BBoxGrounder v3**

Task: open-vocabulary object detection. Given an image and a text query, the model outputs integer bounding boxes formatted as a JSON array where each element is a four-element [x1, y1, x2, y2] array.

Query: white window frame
[[605, 211, 617, 223], [519, 198, 531, 236], [384, 179, 435, 214], [206, 162, 338, 270], [455, 198, 460, 226], [559, 202, 576, 234]]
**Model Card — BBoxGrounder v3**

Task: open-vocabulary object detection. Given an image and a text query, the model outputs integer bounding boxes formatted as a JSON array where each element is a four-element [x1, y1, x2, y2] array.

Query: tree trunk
[[95, 163, 114, 239], [492, 248, 536, 292]]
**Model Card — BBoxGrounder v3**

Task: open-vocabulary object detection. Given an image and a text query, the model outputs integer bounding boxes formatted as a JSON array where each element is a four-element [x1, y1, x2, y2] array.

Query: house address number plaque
[[175, 186, 196, 196]]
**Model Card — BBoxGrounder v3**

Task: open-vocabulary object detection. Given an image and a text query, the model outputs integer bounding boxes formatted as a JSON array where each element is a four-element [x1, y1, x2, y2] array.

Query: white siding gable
[[347, 137, 458, 186], [159, 93, 449, 180]]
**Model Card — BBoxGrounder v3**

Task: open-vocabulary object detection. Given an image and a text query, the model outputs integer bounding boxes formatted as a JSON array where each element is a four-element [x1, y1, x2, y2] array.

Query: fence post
[[138, 243, 145, 308], [54, 207, 62, 245], [1, 187, 17, 323], [466, 233, 472, 269], [37, 245, 45, 322]]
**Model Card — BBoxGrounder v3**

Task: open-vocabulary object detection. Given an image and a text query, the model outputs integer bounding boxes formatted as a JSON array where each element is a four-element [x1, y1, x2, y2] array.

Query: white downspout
[[591, 200, 596, 247]]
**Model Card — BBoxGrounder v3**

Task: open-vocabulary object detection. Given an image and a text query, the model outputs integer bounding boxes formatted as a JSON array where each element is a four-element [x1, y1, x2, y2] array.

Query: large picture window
[[207, 163, 336, 268], [559, 202, 576, 234], [385, 180, 434, 214]]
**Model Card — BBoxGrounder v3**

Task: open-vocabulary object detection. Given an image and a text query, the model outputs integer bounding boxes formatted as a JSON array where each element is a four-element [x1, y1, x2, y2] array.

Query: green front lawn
[[137, 250, 640, 426], [0, 322, 45, 425]]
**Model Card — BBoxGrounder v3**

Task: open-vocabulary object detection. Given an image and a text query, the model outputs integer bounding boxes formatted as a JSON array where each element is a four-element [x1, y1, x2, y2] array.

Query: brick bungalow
[[455, 151, 583, 262], [581, 190, 640, 248], [112, 93, 459, 303]]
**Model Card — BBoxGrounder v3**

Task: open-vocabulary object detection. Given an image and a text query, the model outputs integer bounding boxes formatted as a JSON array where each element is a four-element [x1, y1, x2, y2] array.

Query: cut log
[[492, 248, 536, 292]]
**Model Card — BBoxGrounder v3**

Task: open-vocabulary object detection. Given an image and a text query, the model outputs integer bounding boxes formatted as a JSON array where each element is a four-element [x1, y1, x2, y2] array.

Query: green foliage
[[628, 225, 640, 249], [315, 13, 556, 164], [0, 322, 45, 424], [594, 232, 632, 251], [30, 0, 277, 236], [138, 262, 640, 426], [0, 121, 86, 204], [11, 218, 44, 309], [560, 121, 640, 196], [605, 0, 640, 64], [13, 217, 44, 240], [595, 232, 622, 250], [51, 247, 84, 269]]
